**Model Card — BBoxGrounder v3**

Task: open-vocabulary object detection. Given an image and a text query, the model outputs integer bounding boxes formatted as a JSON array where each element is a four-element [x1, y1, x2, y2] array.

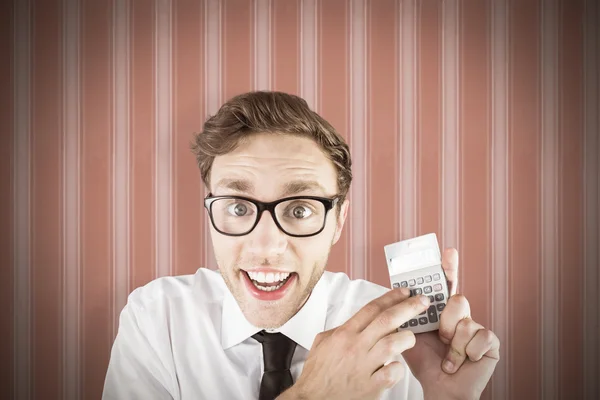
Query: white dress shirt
[[102, 268, 424, 400]]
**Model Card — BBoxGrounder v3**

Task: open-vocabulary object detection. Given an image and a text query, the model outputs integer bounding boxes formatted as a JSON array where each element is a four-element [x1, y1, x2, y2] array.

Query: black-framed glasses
[[204, 193, 340, 237]]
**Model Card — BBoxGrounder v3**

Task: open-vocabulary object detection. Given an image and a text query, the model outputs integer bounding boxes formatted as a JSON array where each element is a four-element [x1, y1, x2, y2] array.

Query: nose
[[246, 210, 288, 257]]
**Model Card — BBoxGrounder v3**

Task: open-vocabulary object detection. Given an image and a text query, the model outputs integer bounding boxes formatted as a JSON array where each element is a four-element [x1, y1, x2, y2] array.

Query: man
[[102, 91, 499, 400]]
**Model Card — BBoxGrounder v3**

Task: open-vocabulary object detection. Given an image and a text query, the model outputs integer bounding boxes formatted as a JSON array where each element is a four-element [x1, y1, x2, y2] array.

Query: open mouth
[[241, 269, 297, 300], [244, 270, 294, 291]]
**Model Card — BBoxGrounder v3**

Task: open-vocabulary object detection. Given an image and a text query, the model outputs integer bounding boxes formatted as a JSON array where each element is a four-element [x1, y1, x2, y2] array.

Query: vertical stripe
[[222, 0, 253, 99], [204, 0, 221, 269], [81, 1, 113, 395], [173, 0, 204, 277], [490, 0, 509, 398], [272, 0, 300, 93], [13, 0, 32, 398], [300, 0, 316, 110], [441, 0, 460, 262], [558, 1, 584, 397], [400, 0, 417, 240], [367, 0, 398, 287], [32, 0, 62, 396], [0, 0, 15, 396], [417, 1, 442, 238], [540, 0, 559, 398], [319, 0, 349, 275], [583, 0, 599, 398], [112, 0, 131, 335], [254, 0, 271, 90], [509, 1, 542, 397], [130, 0, 155, 289], [460, 1, 491, 367], [349, 0, 366, 280], [62, 0, 81, 398], [155, 0, 173, 278]]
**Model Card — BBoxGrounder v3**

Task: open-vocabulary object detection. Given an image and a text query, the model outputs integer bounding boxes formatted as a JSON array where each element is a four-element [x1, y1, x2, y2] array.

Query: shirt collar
[[220, 272, 330, 351]]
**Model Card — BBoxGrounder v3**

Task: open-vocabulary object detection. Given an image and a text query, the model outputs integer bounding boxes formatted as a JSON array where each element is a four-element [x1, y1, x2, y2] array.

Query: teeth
[[253, 281, 286, 292], [247, 270, 291, 284]]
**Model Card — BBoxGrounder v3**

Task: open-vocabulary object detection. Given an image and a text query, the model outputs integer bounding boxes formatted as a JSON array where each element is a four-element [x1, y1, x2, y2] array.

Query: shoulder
[[125, 267, 226, 314]]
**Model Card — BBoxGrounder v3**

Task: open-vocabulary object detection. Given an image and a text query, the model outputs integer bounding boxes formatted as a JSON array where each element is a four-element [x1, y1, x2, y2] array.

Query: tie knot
[[252, 331, 297, 372]]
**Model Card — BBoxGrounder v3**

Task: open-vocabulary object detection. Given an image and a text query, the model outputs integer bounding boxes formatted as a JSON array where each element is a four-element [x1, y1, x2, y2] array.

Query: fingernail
[[400, 287, 410, 296], [419, 295, 430, 306], [443, 359, 455, 373]]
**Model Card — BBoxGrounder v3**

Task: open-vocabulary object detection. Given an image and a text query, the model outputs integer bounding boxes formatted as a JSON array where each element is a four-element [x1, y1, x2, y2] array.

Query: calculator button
[[409, 279, 416, 287], [434, 293, 445, 302], [428, 295, 435, 303], [400, 322, 408, 328], [416, 277, 424, 284], [433, 273, 441, 281], [400, 281, 408, 288], [418, 317, 428, 325], [409, 319, 418, 327], [393, 282, 400, 288], [433, 284, 442, 292], [427, 305, 438, 323], [424, 275, 432, 283], [423, 286, 432, 294], [413, 288, 422, 295], [436, 303, 446, 312]]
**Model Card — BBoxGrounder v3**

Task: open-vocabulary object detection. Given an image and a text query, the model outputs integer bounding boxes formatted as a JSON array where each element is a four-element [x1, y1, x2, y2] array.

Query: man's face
[[208, 133, 349, 329]]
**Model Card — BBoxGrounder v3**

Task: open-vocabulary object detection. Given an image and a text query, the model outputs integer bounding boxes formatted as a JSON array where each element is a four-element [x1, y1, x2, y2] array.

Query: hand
[[281, 289, 431, 400], [401, 248, 500, 400]]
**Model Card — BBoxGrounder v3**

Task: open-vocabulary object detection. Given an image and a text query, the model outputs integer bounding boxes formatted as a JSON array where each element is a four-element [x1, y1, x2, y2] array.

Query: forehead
[[210, 133, 338, 199]]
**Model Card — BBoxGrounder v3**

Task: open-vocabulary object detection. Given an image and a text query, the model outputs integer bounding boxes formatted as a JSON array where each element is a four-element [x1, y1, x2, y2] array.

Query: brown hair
[[190, 91, 352, 204]]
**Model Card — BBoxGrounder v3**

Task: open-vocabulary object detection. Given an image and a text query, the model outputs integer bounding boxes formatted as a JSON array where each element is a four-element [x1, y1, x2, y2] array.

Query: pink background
[[1, 0, 598, 399]]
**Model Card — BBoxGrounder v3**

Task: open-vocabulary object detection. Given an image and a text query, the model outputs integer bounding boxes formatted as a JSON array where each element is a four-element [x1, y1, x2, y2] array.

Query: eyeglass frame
[[203, 193, 341, 238]]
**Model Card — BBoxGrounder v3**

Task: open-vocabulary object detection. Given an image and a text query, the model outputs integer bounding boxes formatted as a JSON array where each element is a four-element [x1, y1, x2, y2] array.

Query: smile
[[241, 269, 297, 300], [246, 271, 292, 291]]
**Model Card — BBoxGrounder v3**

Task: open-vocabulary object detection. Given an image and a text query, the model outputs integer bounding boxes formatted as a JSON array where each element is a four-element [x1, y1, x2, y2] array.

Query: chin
[[242, 304, 294, 329]]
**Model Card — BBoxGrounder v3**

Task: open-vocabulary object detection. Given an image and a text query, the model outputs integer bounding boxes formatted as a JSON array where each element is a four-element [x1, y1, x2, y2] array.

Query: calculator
[[384, 233, 449, 334]]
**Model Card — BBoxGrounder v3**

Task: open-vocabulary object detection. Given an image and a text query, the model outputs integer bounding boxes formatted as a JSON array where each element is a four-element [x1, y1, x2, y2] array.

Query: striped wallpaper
[[1, 0, 598, 399]]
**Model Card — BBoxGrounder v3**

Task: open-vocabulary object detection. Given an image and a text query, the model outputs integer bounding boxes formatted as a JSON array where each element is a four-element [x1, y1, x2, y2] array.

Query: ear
[[331, 198, 349, 246]]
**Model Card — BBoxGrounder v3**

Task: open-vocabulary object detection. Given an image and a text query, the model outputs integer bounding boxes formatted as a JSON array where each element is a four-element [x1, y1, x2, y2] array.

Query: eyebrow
[[213, 178, 328, 197], [282, 180, 327, 197], [214, 178, 255, 194]]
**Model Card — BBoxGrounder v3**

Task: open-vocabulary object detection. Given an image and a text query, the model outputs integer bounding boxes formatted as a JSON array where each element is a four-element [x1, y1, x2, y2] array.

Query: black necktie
[[252, 330, 297, 400]]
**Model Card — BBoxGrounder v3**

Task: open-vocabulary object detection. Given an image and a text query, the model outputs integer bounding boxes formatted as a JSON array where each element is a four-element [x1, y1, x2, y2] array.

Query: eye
[[227, 202, 250, 216], [290, 205, 313, 219]]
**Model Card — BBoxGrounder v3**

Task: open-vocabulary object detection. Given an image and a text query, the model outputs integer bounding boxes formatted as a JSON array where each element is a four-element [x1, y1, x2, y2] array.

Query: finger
[[465, 328, 501, 362], [438, 294, 471, 345], [368, 330, 416, 371], [442, 248, 459, 295], [371, 361, 405, 391], [442, 317, 484, 374], [361, 295, 430, 348], [345, 287, 412, 332]]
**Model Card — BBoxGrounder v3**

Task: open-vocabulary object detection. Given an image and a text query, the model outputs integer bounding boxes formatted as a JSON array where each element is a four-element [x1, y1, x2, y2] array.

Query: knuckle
[[398, 330, 416, 348], [457, 317, 474, 331], [481, 329, 497, 346], [363, 302, 384, 317], [451, 293, 469, 308], [411, 296, 426, 311], [450, 345, 465, 358], [383, 364, 404, 388], [377, 368, 396, 388], [383, 337, 397, 354], [376, 312, 392, 329]]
